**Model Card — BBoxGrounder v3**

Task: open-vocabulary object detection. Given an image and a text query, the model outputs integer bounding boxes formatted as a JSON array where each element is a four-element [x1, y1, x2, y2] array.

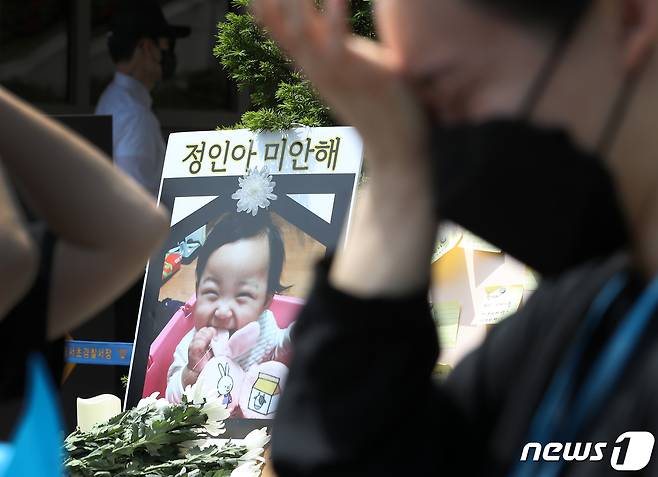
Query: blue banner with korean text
[[65, 341, 133, 366]]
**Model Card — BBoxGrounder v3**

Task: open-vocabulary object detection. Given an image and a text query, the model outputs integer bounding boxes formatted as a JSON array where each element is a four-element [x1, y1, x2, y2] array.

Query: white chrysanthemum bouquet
[[64, 384, 269, 477]]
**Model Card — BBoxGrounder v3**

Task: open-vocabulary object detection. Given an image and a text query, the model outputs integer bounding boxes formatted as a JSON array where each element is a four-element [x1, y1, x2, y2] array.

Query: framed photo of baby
[[126, 127, 364, 437]]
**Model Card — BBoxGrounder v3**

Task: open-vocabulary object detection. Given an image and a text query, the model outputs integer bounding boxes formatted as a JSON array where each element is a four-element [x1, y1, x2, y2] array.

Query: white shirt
[[165, 310, 293, 403], [95, 72, 165, 197]]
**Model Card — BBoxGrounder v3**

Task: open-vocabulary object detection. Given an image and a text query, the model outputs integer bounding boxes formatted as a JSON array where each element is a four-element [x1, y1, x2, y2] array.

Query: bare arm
[[254, 2, 443, 475], [254, 0, 437, 296], [0, 87, 169, 339]]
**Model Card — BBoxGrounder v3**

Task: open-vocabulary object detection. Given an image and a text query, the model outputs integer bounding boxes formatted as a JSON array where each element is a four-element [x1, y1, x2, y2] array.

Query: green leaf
[[214, 0, 374, 131], [63, 401, 251, 477]]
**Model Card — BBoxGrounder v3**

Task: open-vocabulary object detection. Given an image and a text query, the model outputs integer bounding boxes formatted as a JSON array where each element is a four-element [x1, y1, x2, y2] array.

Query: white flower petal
[[240, 448, 266, 462], [182, 384, 195, 403], [232, 167, 277, 216], [243, 427, 270, 451], [185, 377, 223, 406], [203, 422, 226, 437], [154, 398, 170, 413], [137, 392, 160, 409], [204, 401, 230, 422], [230, 461, 263, 477]]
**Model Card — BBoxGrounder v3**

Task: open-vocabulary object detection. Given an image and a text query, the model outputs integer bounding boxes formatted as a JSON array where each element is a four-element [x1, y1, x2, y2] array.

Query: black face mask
[[432, 120, 630, 276], [160, 46, 177, 81], [430, 25, 638, 276]]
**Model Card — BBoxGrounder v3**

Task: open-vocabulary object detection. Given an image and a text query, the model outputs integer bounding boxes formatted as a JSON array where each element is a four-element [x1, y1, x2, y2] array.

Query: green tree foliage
[[214, 0, 374, 131]]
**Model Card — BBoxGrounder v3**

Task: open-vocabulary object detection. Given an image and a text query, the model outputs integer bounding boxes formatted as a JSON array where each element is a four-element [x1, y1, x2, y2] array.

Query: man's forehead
[[378, 0, 507, 71], [381, 1, 479, 44]]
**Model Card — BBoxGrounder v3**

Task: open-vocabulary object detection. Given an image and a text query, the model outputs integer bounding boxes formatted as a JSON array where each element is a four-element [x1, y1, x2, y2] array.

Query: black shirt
[[0, 224, 63, 438], [270, 253, 658, 476]]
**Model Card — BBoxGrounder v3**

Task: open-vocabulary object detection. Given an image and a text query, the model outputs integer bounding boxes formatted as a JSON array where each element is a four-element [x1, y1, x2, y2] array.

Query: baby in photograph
[[166, 212, 293, 403]]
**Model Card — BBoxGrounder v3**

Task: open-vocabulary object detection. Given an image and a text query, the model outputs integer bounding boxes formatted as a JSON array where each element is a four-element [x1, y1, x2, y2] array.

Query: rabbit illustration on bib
[[196, 320, 289, 418]]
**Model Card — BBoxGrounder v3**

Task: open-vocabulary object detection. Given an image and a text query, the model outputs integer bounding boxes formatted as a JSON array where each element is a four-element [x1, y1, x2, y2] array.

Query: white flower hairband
[[231, 166, 278, 216]]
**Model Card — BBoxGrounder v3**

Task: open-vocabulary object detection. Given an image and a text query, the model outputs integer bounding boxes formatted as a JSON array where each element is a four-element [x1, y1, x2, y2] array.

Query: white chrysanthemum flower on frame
[[231, 166, 277, 216]]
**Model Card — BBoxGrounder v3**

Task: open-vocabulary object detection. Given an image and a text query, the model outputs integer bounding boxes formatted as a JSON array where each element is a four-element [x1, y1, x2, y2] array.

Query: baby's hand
[[182, 327, 216, 388]]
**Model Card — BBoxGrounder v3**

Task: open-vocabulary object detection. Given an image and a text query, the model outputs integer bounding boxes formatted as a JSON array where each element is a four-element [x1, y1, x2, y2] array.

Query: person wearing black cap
[[254, 0, 658, 476], [96, 1, 190, 198]]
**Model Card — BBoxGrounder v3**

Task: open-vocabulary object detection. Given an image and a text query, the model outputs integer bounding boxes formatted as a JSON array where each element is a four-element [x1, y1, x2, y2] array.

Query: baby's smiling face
[[194, 234, 271, 332]]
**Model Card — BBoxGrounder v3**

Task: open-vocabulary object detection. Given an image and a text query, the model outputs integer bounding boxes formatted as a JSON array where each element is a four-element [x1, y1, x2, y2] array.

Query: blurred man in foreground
[[255, 0, 658, 475]]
